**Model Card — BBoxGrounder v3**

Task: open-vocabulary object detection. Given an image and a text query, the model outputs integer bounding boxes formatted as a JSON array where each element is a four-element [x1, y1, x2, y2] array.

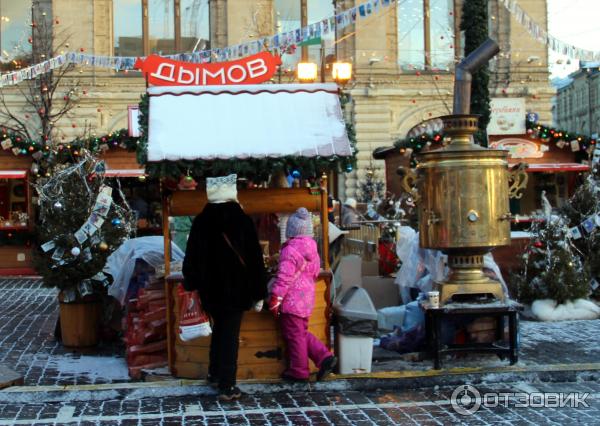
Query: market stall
[[146, 82, 353, 380], [489, 135, 589, 221], [0, 150, 35, 275], [489, 133, 589, 280]]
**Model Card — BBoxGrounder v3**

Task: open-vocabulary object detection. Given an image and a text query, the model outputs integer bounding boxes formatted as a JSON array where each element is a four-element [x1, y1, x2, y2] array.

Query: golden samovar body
[[416, 115, 511, 304], [418, 147, 510, 250]]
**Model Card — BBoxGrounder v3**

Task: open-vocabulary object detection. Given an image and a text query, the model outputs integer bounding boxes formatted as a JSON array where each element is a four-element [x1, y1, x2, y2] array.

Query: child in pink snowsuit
[[269, 207, 337, 381]]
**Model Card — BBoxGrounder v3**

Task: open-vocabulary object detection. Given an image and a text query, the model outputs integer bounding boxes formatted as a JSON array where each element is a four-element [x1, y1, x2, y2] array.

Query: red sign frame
[[134, 52, 281, 87]]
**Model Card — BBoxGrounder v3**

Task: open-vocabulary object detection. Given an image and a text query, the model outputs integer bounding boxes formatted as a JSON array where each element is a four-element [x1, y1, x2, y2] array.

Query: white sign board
[[488, 98, 526, 135], [128, 105, 140, 137]]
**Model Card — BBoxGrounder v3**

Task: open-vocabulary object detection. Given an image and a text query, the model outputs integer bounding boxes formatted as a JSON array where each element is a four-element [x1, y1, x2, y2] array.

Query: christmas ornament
[[99, 242, 109, 251], [291, 170, 301, 179], [71, 247, 81, 256], [53, 201, 63, 210], [111, 218, 121, 226], [346, 164, 353, 172], [177, 175, 197, 190]]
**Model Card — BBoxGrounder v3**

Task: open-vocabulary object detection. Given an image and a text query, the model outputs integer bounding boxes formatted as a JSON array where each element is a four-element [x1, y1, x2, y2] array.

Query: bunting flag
[[500, 0, 600, 62], [0, 0, 397, 87]]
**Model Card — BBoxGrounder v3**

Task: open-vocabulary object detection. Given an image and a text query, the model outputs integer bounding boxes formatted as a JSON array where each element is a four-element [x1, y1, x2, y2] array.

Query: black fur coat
[[182, 202, 267, 313]]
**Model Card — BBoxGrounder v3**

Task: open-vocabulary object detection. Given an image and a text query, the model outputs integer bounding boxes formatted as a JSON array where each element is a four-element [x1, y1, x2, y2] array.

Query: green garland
[[136, 92, 357, 180], [393, 132, 445, 167], [526, 120, 597, 160], [4, 89, 357, 181], [393, 118, 597, 166], [1, 127, 139, 177]]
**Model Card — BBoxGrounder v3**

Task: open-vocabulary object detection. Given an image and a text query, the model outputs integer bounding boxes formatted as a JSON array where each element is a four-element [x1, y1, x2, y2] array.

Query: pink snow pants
[[279, 312, 332, 379]]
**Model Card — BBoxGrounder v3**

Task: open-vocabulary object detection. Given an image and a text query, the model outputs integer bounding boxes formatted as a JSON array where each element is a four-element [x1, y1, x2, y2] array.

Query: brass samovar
[[401, 40, 527, 305]]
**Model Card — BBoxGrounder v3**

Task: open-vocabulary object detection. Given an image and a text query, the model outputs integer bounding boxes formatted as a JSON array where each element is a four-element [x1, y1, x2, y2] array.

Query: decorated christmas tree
[[34, 153, 135, 301], [516, 200, 590, 305], [357, 168, 385, 203], [375, 194, 407, 241], [560, 174, 600, 296]]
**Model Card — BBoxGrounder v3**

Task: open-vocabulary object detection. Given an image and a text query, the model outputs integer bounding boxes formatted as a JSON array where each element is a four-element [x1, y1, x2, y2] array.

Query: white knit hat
[[206, 174, 238, 204], [344, 198, 357, 209]]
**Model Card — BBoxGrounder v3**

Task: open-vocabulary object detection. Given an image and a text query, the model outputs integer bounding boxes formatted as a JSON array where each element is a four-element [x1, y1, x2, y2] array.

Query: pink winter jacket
[[270, 236, 321, 318]]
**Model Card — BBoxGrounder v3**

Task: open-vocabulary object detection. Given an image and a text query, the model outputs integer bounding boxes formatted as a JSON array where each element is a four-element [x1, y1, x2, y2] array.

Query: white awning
[[147, 83, 353, 162], [105, 169, 146, 177], [0, 170, 27, 179], [512, 163, 590, 173]]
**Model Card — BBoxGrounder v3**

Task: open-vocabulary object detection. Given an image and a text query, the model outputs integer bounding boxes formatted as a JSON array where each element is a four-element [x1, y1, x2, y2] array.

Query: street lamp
[[297, 62, 318, 83], [332, 62, 352, 86]]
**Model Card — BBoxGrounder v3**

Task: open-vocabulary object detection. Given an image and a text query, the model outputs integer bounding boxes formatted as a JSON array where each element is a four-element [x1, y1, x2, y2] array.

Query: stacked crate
[[124, 279, 168, 379]]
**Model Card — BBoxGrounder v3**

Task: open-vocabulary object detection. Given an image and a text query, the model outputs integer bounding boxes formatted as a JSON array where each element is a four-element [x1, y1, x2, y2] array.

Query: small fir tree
[[375, 194, 407, 241], [516, 213, 589, 305], [560, 174, 600, 296], [357, 168, 385, 203], [34, 153, 135, 299]]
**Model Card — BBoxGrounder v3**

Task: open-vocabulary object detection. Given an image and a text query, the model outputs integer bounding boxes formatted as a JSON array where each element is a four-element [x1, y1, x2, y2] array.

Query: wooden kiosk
[[144, 81, 353, 380], [163, 186, 332, 379], [0, 151, 35, 275]]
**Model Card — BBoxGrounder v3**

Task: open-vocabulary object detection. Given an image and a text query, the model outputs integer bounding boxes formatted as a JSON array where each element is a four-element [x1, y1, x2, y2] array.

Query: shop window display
[[0, 178, 29, 228], [0, 174, 34, 250]]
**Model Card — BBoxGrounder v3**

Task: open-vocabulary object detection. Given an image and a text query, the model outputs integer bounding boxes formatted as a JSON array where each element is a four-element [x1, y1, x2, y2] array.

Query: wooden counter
[[165, 272, 332, 380], [0, 246, 35, 275]]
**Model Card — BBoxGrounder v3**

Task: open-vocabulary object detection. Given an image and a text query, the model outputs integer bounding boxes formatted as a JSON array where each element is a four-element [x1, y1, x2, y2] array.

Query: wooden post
[[161, 185, 174, 374], [320, 173, 330, 270], [162, 189, 171, 277]]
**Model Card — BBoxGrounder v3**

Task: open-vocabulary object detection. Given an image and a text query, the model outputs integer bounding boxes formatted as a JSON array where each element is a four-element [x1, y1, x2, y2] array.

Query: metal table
[[424, 302, 521, 369]]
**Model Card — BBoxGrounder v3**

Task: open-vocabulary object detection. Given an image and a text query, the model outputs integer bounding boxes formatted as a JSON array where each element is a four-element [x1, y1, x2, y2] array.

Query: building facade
[[555, 63, 600, 137], [1, 0, 554, 198]]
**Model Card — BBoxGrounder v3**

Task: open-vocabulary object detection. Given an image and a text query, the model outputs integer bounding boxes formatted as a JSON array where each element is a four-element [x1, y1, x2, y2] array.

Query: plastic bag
[[177, 284, 212, 341], [395, 226, 447, 294], [336, 316, 378, 337], [106, 236, 185, 305]]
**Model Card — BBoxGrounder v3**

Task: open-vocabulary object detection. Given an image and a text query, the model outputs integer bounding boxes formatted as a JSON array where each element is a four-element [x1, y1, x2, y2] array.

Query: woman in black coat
[[183, 180, 267, 401]]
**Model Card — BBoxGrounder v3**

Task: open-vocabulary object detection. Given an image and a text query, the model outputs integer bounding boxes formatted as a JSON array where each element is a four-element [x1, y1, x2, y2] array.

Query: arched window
[[397, 0, 455, 71], [113, 0, 210, 57]]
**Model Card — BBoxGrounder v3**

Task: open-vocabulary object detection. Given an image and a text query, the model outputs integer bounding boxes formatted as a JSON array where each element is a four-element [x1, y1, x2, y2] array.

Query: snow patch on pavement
[[48, 355, 129, 381], [532, 299, 600, 321]]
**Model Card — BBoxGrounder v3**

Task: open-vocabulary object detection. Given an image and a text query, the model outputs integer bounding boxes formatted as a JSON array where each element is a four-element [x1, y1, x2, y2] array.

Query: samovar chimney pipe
[[453, 39, 500, 115]]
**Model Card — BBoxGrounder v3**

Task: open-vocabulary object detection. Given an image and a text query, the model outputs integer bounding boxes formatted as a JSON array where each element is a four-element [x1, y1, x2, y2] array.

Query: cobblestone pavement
[[0, 278, 125, 386], [3, 277, 600, 386], [1, 380, 600, 425]]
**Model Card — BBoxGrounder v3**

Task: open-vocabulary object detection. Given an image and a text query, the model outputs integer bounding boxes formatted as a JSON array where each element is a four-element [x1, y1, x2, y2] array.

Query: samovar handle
[[396, 166, 421, 203], [508, 163, 529, 199]]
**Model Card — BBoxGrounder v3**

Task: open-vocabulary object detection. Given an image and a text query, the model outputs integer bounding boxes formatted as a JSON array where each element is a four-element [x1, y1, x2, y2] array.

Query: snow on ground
[[531, 299, 600, 321], [47, 355, 129, 382]]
